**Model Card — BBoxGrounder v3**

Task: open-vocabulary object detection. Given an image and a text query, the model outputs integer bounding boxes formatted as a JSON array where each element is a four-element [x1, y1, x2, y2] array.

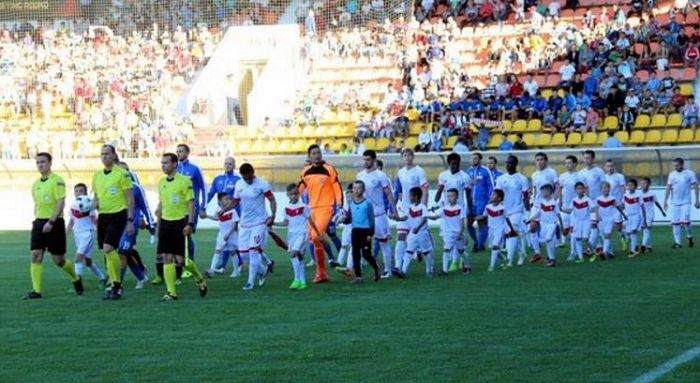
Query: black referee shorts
[[157, 218, 188, 256], [30, 218, 66, 255], [97, 210, 128, 250]]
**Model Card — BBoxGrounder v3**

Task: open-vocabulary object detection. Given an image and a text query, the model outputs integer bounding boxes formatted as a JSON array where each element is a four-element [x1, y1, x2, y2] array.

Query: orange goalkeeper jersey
[[299, 161, 343, 209]]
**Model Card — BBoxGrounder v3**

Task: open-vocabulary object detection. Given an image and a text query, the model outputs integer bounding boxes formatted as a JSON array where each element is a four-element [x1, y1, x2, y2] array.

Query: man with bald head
[[202, 156, 240, 274]]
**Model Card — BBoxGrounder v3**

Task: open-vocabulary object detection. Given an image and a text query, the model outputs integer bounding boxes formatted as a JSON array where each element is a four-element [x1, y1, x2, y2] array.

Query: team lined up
[[26, 145, 700, 299]]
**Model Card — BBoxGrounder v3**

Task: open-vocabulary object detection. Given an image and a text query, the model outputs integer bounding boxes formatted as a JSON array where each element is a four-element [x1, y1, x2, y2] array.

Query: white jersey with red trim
[[596, 195, 617, 221], [623, 191, 643, 216], [216, 207, 239, 234], [530, 198, 559, 225], [531, 167, 558, 201], [437, 169, 471, 206], [485, 203, 506, 230], [495, 172, 530, 215], [605, 172, 626, 205], [558, 171, 583, 208], [233, 177, 272, 228], [397, 165, 429, 207], [571, 196, 593, 222], [357, 169, 392, 216], [438, 203, 466, 234], [407, 203, 429, 234], [70, 209, 96, 233], [667, 169, 698, 206], [284, 201, 311, 235]]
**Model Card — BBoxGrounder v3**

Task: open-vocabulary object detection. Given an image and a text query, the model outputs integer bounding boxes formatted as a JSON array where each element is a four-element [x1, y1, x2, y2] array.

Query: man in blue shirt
[[116, 163, 156, 288], [602, 130, 624, 148], [583, 74, 599, 96], [498, 133, 513, 151], [487, 156, 503, 183], [548, 91, 563, 112], [466, 152, 494, 252], [202, 156, 240, 274], [176, 144, 207, 266]]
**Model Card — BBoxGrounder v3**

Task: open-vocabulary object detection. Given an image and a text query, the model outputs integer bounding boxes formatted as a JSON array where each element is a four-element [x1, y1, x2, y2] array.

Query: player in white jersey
[[477, 190, 507, 272], [66, 183, 107, 283], [664, 158, 700, 248], [578, 150, 605, 248], [205, 193, 240, 278], [429, 189, 469, 275], [394, 187, 434, 278], [639, 177, 665, 253], [557, 156, 582, 251], [495, 155, 530, 266], [395, 149, 429, 270], [232, 163, 277, 291], [434, 153, 471, 271], [604, 159, 628, 251], [356, 150, 398, 278], [529, 152, 559, 262], [622, 179, 646, 258], [275, 184, 323, 290], [561, 182, 595, 263], [529, 184, 560, 267], [594, 181, 620, 259]]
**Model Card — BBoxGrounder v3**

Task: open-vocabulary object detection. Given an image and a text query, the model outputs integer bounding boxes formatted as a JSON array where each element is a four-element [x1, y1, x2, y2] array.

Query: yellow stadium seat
[[597, 132, 607, 144], [527, 119, 542, 132], [644, 130, 661, 144], [604, 116, 618, 130], [404, 136, 418, 149], [523, 133, 536, 147], [636, 163, 651, 176], [634, 115, 650, 129], [614, 131, 629, 143], [501, 120, 512, 132], [507, 134, 518, 143], [680, 83, 693, 96], [661, 129, 678, 144], [566, 132, 582, 146], [487, 134, 502, 148], [650, 114, 666, 128], [236, 139, 251, 153], [409, 124, 423, 136], [667, 113, 682, 127], [264, 140, 277, 153], [695, 130, 700, 142], [321, 109, 336, 123], [363, 138, 377, 150], [288, 125, 302, 137], [251, 140, 265, 154], [336, 110, 351, 122], [582, 132, 597, 145], [630, 130, 645, 144], [446, 136, 458, 148], [513, 120, 527, 132], [375, 137, 389, 151], [537, 134, 551, 147], [541, 89, 553, 99], [678, 128, 694, 143], [551, 133, 566, 146]]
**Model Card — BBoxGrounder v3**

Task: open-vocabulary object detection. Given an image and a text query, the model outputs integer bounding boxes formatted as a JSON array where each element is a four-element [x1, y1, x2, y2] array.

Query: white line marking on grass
[[631, 343, 700, 383]]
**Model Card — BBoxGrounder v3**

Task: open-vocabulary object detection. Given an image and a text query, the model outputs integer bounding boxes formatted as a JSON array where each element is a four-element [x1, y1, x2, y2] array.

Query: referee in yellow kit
[[25, 152, 83, 299], [156, 153, 207, 301], [92, 145, 134, 300]]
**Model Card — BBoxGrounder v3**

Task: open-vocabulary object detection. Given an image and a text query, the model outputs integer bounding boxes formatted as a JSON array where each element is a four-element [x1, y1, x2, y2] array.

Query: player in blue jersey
[[115, 162, 156, 289], [466, 152, 494, 252], [201, 156, 241, 274], [487, 156, 503, 182], [176, 144, 206, 280]]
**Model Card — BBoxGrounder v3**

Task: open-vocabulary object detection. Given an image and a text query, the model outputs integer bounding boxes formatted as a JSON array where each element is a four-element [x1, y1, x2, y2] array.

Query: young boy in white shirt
[[529, 184, 560, 267], [275, 184, 322, 290], [429, 189, 468, 275], [477, 189, 507, 272], [562, 182, 594, 263], [67, 183, 107, 284], [623, 179, 647, 258], [205, 193, 240, 278], [394, 187, 434, 278]]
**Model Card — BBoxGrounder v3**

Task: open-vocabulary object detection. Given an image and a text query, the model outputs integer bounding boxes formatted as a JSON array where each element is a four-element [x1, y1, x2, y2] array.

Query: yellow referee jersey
[[32, 172, 66, 219], [159, 173, 194, 221], [92, 166, 133, 214]]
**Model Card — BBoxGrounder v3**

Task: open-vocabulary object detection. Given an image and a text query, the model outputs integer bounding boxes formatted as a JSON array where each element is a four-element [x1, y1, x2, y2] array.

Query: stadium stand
[[1, 0, 700, 158]]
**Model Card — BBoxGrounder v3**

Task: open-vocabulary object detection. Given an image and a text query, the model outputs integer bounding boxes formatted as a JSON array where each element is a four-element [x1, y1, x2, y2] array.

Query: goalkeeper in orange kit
[[299, 145, 344, 283]]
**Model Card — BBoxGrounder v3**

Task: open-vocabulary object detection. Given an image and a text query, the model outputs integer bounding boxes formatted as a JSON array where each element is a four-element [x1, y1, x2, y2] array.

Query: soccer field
[[1, 228, 699, 383]]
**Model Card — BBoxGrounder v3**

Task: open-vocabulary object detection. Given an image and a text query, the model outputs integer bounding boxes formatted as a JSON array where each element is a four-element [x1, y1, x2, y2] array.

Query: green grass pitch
[[1, 228, 699, 382]]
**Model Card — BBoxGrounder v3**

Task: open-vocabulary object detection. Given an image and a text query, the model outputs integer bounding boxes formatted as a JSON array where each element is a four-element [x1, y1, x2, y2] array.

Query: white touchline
[[631, 343, 700, 383]]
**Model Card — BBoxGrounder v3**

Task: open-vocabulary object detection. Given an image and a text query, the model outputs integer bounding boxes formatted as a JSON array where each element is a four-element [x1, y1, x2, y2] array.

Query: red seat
[[683, 67, 697, 82], [636, 70, 649, 82]]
